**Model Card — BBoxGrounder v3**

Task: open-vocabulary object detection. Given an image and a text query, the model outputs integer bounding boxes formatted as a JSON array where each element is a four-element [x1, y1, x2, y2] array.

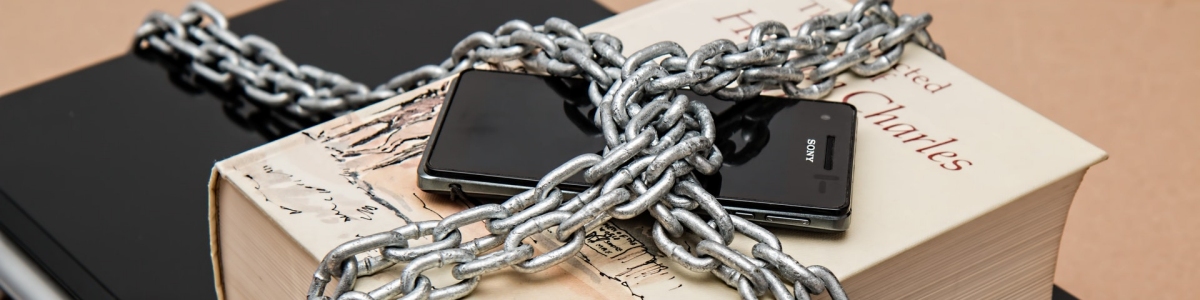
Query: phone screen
[[424, 70, 855, 215]]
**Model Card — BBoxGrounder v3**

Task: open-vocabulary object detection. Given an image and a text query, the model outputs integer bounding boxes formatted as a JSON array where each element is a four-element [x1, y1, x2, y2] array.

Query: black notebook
[[0, 1, 611, 298]]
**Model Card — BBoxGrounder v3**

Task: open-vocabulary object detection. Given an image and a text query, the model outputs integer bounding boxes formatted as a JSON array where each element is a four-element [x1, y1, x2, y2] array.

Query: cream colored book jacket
[[208, 0, 1107, 299]]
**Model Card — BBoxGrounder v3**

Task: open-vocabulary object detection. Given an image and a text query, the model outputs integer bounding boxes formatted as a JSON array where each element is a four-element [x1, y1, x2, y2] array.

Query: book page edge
[[207, 166, 225, 300]]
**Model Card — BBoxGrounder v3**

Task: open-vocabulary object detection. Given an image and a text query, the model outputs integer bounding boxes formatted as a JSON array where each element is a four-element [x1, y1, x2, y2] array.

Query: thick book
[[207, 0, 1107, 299]]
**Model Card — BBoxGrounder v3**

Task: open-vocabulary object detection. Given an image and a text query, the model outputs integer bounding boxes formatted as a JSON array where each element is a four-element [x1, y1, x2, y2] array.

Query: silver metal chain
[[135, 1, 943, 299]]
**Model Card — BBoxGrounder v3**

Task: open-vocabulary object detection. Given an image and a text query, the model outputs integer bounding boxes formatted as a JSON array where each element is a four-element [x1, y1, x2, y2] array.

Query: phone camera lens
[[820, 114, 831, 120]]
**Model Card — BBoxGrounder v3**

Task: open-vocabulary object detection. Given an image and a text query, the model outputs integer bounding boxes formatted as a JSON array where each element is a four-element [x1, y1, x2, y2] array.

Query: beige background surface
[[1, 0, 1196, 298]]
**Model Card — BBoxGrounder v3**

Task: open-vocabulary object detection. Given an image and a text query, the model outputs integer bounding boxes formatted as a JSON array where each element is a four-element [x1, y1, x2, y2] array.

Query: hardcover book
[[207, 0, 1107, 299]]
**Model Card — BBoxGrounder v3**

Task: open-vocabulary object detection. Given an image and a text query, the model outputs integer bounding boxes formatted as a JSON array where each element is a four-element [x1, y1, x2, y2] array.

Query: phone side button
[[765, 215, 811, 226], [732, 211, 756, 220]]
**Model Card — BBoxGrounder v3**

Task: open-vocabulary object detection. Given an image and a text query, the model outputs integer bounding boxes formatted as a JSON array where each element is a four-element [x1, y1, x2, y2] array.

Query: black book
[[0, 1, 611, 298]]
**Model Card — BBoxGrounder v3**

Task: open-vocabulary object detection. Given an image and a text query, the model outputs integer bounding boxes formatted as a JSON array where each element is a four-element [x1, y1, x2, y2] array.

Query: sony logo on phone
[[805, 138, 816, 163]]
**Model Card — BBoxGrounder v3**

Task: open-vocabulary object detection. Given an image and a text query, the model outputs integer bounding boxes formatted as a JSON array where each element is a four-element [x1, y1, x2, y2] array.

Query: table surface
[[2, 0, 1197, 299]]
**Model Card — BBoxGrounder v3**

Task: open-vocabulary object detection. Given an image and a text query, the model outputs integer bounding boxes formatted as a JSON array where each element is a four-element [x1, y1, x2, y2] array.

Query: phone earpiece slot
[[823, 135, 835, 170]]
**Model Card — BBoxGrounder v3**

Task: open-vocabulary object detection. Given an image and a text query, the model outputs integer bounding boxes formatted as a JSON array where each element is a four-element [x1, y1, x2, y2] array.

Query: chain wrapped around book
[[134, 1, 944, 299]]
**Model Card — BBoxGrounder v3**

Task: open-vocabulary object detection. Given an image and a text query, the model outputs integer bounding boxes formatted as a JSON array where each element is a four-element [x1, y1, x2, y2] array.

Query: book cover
[[208, 0, 1106, 298]]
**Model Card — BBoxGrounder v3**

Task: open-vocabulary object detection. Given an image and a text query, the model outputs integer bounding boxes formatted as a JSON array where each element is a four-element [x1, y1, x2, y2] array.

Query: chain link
[[135, 1, 944, 299]]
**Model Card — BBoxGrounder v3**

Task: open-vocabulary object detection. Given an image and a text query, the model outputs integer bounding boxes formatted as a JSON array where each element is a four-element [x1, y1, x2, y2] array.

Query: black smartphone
[[418, 69, 856, 231]]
